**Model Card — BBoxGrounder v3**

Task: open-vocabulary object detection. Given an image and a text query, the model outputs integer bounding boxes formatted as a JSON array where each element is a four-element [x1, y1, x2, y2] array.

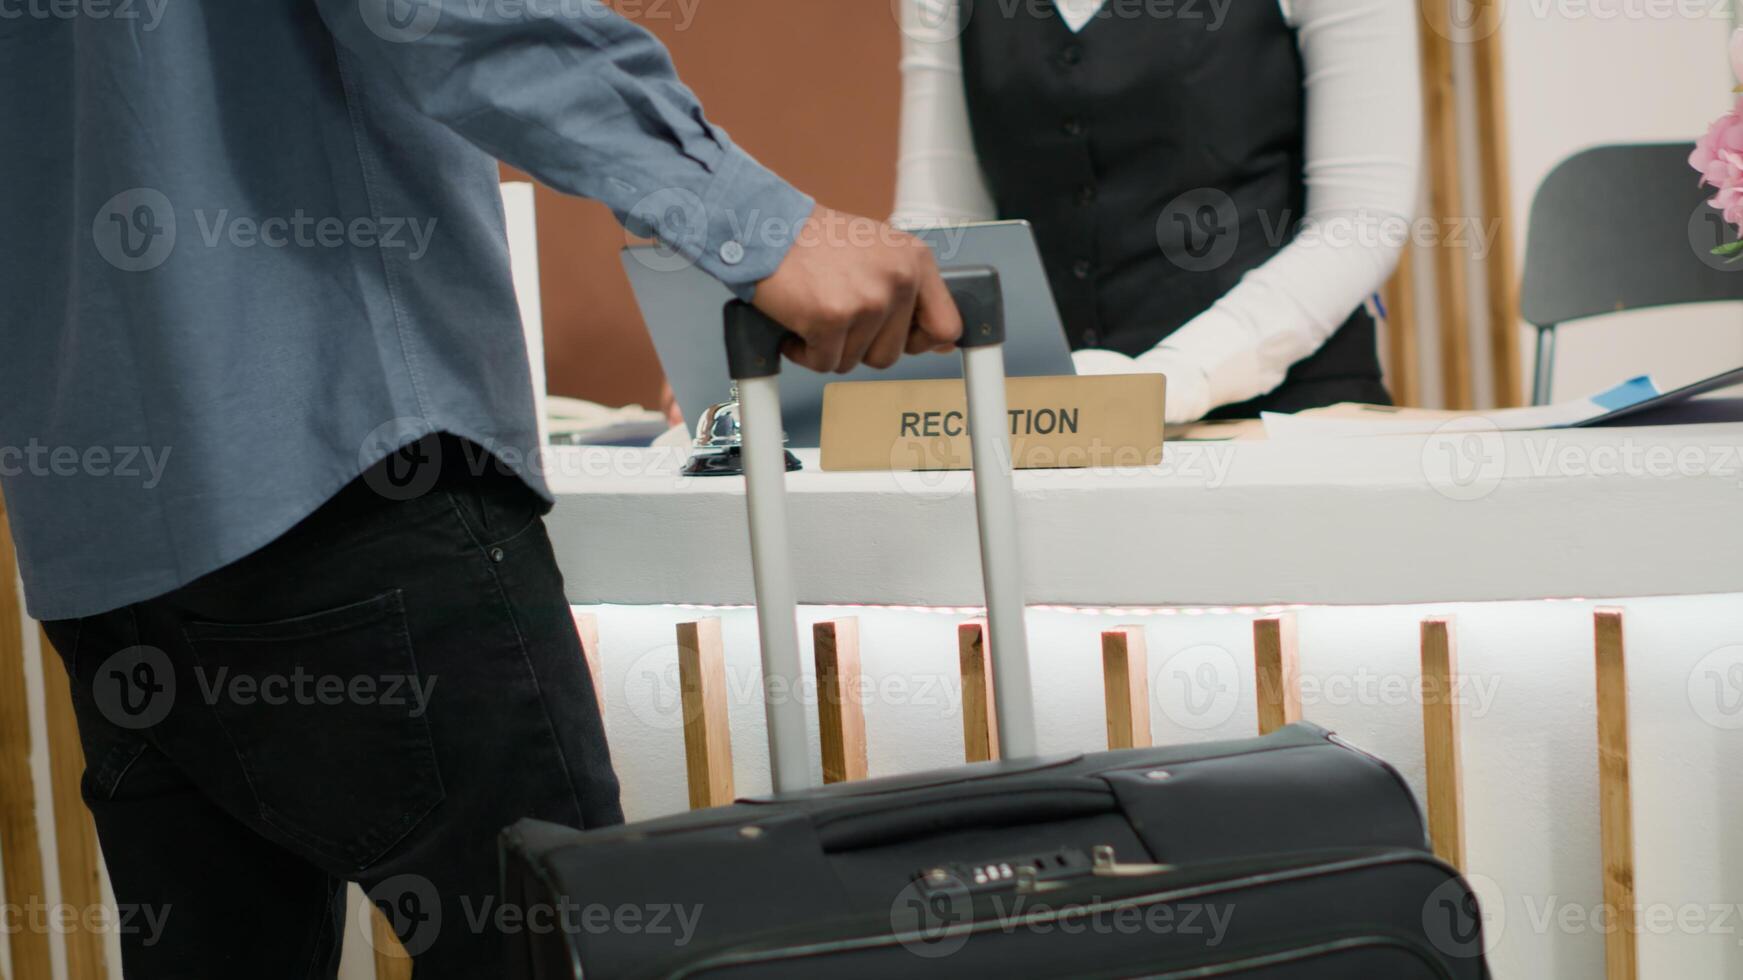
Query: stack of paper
[[1259, 378, 1663, 441]]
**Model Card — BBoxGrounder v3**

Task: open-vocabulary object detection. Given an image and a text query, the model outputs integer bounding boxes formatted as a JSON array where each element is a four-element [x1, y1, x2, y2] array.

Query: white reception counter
[[542, 422, 1743, 980], [546, 422, 1743, 608]]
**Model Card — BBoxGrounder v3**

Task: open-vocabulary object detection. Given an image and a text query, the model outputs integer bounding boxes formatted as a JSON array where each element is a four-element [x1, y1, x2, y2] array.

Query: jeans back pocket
[[183, 589, 445, 871]]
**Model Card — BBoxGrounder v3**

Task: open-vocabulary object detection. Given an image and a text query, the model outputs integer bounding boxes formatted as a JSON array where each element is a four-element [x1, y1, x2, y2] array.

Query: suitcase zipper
[[661, 850, 1465, 980]]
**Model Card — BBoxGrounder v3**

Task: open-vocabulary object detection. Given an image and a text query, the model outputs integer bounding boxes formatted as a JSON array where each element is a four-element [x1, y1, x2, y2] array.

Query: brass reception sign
[[820, 374, 1166, 472]]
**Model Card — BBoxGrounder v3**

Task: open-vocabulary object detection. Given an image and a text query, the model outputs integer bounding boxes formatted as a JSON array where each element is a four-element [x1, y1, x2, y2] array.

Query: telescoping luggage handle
[[722, 266, 1038, 795]]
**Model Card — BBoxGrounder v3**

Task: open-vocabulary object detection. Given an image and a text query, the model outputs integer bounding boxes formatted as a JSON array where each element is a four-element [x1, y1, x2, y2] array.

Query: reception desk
[[546, 422, 1743, 980], [547, 422, 1743, 608]]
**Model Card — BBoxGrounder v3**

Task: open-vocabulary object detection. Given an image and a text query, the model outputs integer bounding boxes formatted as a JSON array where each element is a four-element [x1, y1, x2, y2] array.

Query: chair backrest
[[1520, 142, 1743, 328]]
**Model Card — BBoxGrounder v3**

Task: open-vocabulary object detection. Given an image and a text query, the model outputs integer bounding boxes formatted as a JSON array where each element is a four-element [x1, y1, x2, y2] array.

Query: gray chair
[[1520, 142, 1743, 404]]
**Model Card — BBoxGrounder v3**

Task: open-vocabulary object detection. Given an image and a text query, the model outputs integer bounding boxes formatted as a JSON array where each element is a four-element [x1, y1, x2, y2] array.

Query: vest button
[[1076, 184, 1097, 206], [1082, 330, 1099, 347], [1073, 259, 1093, 279], [1062, 117, 1085, 138], [1059, 44, 1083, 67]]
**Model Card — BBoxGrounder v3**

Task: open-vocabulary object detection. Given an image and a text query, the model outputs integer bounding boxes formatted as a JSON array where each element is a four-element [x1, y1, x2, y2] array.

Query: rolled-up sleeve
[[316, 0, 814, 297]]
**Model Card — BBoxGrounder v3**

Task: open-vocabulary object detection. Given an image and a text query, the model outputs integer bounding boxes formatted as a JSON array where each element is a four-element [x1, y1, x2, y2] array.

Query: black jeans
[[42, 436, 622, 978]]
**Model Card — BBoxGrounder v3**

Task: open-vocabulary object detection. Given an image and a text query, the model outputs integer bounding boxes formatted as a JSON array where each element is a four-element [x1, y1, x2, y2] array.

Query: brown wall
[[510, 1, 904, 410]]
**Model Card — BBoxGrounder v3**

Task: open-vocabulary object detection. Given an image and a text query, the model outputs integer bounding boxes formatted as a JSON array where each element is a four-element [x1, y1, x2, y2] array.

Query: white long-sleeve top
[[893, 0, 1422, 421]]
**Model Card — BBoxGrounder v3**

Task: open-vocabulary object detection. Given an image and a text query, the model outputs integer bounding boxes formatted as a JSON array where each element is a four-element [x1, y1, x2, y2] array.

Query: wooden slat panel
[[1384, 254, 1421, 407], [1594, 609, 1639, 980], [1419, 618, 1467, 870], [0, 498, 53, 980], [373, 905, 414, 980], [1100, 627, 1151, 750], [813, 619, 868, 784], [677, 619, 735, 809], [1253, 614, 1302, 736], [1417, 0, 1475, 409], [571, 609, 605, 715], [958, 621, 998, 763], [1470, 0, 1524, 407], [41, 635, 108, 979]]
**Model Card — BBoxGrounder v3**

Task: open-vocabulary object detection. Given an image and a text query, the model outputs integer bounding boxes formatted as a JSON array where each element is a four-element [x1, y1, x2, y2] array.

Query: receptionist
[[893, 0, 1422, 423]]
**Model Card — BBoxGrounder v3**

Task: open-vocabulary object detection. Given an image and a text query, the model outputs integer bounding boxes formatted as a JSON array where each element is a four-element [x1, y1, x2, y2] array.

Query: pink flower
[[1691, 96, 1743, 238]]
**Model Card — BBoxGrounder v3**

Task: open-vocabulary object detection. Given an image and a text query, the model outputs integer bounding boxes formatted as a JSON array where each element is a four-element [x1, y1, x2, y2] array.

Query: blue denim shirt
[[0, 0, 813, 619]]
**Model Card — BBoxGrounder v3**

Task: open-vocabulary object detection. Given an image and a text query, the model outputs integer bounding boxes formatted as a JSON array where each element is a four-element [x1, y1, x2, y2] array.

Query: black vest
[[960, 0, 1388, 414]]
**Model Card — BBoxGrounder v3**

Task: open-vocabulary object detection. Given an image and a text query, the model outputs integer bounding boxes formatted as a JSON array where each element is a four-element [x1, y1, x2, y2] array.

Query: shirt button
[[1076, 184, 1097, 206], [1062, 117, 1085, 138], [719, 241, 746, 266], [1073, 259, 1093, 279]]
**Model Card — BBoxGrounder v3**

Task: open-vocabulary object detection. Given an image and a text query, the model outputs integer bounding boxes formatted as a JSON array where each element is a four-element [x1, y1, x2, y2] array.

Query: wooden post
[[373, 907, 414, 980], [41, 636, 108, 979], [0, 499, 53, 980], [1416, 0, 1475, 410], [813, 619, 868, 784], [1470, 0, 1524, 407], [1253, 614, 1302, 735], [677, 619, 735, 809], [958, 621, 999, 763], [570, 609, 605, 714], [1419, 618, 1467, 870], [1101, 627, 1152, 750], [1594, 609, 1639, 980], [1384, 255, 1421, 408]]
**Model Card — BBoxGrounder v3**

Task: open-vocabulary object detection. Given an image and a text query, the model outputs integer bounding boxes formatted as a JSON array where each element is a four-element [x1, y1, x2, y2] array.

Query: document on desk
[[1260, 377, 1663, 440]]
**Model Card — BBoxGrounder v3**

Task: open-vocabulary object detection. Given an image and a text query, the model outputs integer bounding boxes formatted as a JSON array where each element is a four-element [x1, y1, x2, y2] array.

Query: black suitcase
[[502, 269, 1491, 979]]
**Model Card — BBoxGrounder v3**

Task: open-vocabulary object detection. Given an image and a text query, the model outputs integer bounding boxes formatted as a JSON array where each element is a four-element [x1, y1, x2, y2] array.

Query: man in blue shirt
[[1, 1, 961, 974]]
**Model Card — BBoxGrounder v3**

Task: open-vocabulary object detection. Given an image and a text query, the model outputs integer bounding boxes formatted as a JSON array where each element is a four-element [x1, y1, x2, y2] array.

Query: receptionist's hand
[[1072, 348, 1214, 425], [753, 207, 963, 375]]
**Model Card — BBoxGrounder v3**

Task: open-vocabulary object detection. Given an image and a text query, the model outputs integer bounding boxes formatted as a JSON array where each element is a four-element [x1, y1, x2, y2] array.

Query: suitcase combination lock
[[918, 845, 1171, 897]]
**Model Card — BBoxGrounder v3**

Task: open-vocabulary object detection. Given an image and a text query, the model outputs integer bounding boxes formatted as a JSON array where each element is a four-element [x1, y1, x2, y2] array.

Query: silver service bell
[[681, 383, 802, 477]]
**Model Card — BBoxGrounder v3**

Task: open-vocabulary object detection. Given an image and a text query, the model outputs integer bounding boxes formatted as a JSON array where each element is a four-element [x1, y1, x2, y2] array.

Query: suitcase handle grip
[[816, 789, 1118, 853], [723, 265, 1005, 381]]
